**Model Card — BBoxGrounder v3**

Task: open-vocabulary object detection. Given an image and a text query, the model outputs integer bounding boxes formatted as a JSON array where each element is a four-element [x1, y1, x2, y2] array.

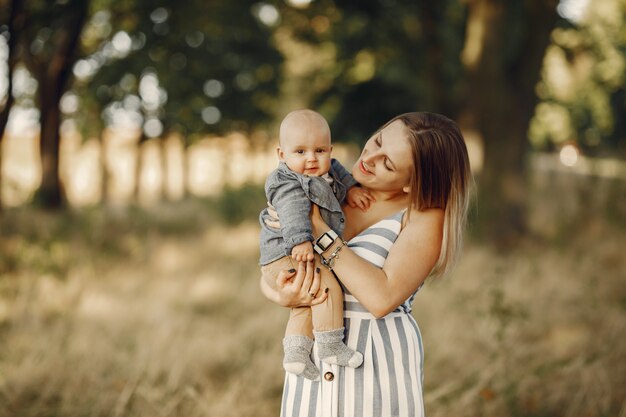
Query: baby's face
[[278, 123, 332, 176]]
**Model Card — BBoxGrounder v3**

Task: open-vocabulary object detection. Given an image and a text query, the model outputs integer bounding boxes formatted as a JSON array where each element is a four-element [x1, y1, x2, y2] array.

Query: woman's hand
[[262, 260, 329, 308]]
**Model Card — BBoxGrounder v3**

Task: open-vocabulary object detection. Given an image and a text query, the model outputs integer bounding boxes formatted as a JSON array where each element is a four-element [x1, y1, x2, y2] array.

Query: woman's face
[[352, 120, 414, 193]]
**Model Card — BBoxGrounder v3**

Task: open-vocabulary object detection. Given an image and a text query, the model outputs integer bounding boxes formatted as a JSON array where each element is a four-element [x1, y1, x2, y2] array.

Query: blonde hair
[[379, 112, 471, 279]]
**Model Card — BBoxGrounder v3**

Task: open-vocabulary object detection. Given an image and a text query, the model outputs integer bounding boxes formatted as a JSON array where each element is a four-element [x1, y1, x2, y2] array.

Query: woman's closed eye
[[371, 134, 393, 170], [374, 139, 392, 170]]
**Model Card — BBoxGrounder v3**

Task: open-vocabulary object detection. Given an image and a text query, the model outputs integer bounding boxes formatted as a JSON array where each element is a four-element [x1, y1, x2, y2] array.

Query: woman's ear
[[402, 185, 411, 194]]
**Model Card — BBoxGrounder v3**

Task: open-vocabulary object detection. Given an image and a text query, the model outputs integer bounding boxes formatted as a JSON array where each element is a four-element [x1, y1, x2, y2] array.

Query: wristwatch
[[313, 230, 339, 255]]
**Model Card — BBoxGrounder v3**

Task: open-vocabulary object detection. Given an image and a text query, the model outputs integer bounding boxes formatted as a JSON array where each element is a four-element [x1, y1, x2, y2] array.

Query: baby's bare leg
[[286, 307, 314, 338], [311, 256, 363, 368], [310, 262, 344, 330], [261, 256, 319, 380]]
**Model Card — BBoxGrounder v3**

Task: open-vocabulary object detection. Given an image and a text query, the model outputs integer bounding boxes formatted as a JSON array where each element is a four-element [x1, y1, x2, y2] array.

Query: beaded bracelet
[[320, 239, 347, 271]]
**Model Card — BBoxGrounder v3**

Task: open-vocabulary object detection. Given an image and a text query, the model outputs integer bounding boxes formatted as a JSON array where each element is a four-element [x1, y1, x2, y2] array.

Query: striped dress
[[280, 210, 425, 417]]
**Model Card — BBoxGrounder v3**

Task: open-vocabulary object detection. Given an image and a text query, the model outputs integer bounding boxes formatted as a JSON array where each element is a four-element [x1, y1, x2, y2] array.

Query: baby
[[259, 109, 373, 380]]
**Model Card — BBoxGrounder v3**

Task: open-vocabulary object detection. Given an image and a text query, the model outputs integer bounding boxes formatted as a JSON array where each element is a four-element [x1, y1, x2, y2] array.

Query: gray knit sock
[[283, 335, 320, 381], [314, 327, 363, 368]]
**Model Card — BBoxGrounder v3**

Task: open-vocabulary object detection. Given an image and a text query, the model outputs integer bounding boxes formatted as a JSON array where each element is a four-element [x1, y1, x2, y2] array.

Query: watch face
[[318, 234, 334, 249]]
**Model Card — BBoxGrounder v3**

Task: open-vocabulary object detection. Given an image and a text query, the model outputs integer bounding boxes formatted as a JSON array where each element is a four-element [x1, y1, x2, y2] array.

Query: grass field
[[0, 181, 625, 417]]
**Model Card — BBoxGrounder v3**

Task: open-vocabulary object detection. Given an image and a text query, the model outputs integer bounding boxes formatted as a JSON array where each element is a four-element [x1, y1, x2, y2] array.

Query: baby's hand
[[347, 186, 376, 211], [291, 241, 315, 262]]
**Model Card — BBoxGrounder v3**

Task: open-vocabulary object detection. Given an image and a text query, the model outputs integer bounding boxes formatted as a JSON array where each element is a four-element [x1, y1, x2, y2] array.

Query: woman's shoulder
[[401, 206, 444, 230]]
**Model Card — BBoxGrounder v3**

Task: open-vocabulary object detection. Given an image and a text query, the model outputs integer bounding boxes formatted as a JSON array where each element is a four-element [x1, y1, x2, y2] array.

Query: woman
[[261, 112, 471, 417]]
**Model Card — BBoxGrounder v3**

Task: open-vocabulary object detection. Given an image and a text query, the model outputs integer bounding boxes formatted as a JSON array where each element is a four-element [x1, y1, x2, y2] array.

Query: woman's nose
[[362, 150, 379, 164]]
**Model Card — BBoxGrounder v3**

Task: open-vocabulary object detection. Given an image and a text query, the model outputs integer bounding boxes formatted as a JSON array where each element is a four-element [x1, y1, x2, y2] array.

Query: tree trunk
[[460, 0, 559, 245], [100, 132, 109, 204], [37, 82, 64, 208], [160, 137, 169, 201], [0, 0, 24, 213], [420, 2, 461, 117], [0, 81, 12, 211], [134, 132, 148, 202], [181, 145, 189, 199], [30, 0, 88, 209], [0, 131, 3, 213]]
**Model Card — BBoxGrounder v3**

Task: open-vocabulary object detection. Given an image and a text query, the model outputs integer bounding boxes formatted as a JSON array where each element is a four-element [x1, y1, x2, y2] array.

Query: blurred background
[[0, 0, 625, 416]]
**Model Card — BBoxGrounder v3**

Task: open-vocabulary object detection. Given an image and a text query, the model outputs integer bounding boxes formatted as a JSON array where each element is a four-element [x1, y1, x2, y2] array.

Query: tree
[[273, 0, 466, 139], [0, 0, 25, 213], [3, 0, 282, 209], [530, 0, 626, 158], [275, 0, 561, 243], [13, 0, 89, 209], [460, 0, 560, 243], [80, 0, 283, 200]]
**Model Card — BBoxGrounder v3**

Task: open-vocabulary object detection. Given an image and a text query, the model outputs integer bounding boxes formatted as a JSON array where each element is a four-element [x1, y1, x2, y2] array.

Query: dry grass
[[417, 226, 626, 417], [0, 195, 625, 417]]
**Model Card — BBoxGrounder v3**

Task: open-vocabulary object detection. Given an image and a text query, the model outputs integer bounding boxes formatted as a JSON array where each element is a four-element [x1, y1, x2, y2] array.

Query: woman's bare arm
[[259, 260, 329, 308], [312, 207, 444, 318]]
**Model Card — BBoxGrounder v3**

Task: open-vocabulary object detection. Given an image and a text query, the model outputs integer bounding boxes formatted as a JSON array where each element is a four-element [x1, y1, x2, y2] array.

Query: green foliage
[[210, 183, 266, 225], [275, 0, 467, 144], [531, 0, 626, 157], [77, 0, 283, 142]]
